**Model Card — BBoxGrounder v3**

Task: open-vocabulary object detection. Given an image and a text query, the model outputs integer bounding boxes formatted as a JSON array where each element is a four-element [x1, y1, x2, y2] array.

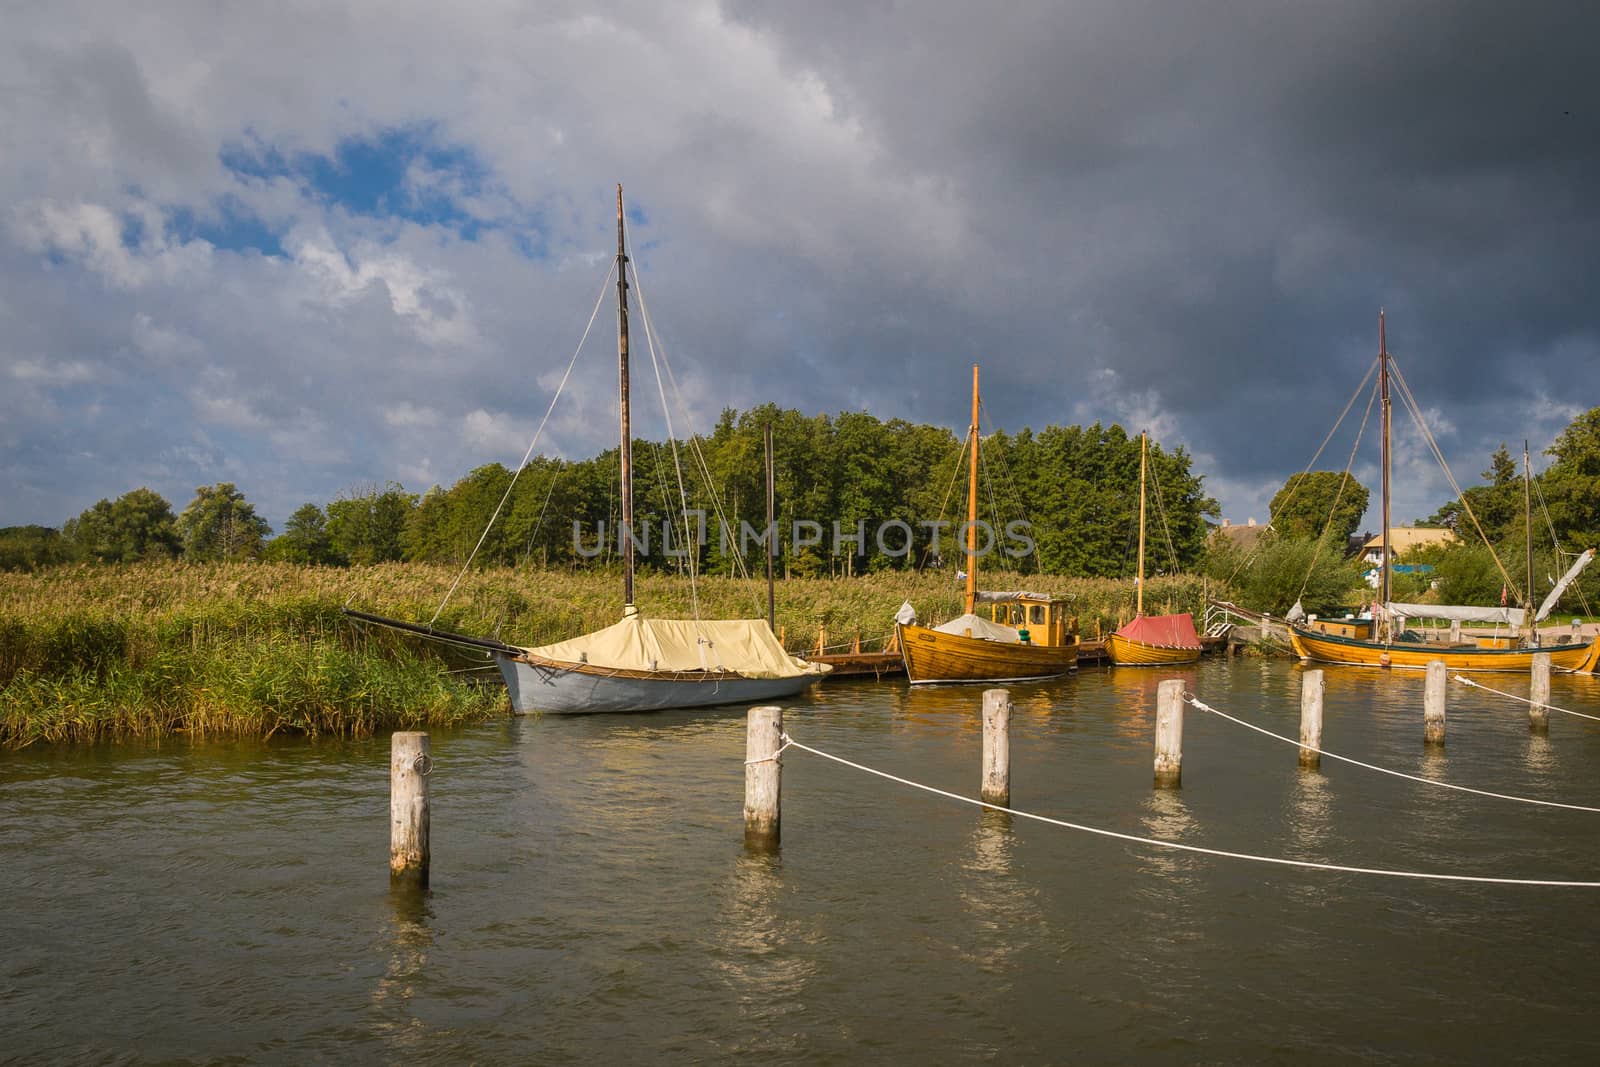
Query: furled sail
[[1387, 603, 1524, 627], [1535, 548, 1595, 623]]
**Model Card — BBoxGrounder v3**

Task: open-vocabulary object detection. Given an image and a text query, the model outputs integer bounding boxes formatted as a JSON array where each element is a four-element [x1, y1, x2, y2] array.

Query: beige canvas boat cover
[[526, 613, 822, 678], [932, 612, 1022, 643], [975, 590, 1070, 604]]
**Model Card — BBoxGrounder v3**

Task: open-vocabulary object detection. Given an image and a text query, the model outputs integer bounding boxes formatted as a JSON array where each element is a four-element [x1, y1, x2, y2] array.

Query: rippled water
[[5, 659, 1600, 1063]]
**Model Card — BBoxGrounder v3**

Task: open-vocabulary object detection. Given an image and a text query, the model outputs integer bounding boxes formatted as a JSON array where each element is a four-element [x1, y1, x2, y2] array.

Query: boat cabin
[[983, 593, 1078, 647], [1305, 616, 1374, 640]]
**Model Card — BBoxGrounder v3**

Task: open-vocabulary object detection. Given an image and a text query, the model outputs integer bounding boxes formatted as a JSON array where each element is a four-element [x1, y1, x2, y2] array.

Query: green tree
[[62, 488, 182, 562], [0, 525, 69, 571], [1542, 408, 1600, 546], [401, 467, 511, 565], [1269, 471, 1371, 543], [1206, 530, 1364, 615], [176, 483, 271, 561], [327, 483, 416, 564], [264, 503, 338, 564]]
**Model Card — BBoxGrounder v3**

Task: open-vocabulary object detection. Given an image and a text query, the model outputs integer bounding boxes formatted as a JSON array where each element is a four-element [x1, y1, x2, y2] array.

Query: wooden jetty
[[807, 633, 1229, 677]]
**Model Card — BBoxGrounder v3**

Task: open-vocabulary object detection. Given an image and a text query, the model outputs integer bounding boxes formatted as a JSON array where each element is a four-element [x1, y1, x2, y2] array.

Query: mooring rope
[[778, 733, 1600, 886], [1181, 694, 1600, 813], [1453, 675, 1600, 723], [745, 738, 794, 766]]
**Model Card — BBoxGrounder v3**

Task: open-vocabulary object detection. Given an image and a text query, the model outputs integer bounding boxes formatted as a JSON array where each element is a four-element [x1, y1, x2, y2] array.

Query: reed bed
[[0, 561, 1206, 746]]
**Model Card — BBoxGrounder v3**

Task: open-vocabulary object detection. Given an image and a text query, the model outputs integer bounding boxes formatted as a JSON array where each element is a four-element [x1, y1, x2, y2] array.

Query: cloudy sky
[[3, 0, 1595, 535]]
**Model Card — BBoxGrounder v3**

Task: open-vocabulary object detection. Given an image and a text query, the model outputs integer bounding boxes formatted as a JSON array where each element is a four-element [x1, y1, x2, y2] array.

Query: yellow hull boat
[[1288, 625, 1600, 673]]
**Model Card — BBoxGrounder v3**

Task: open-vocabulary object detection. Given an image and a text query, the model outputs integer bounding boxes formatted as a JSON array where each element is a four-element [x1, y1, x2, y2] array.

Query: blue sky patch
[[169, 198, 286, 258], [220, 124, 503, 240]]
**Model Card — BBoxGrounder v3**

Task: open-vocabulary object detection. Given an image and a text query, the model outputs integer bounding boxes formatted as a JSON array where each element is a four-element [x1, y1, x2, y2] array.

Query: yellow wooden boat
[[900, 594, 1079, 683], [1106, 624, 1202, 666], [1106, 431, 1202, 666], [1287, 314, 1599, 674], [1287, 625, 1600, 673], [898, 364, 1080, 684]]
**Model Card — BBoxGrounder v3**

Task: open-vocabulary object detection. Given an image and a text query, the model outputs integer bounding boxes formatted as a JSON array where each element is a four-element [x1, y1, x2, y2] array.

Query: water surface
[[5, 659, 1600, 1062]]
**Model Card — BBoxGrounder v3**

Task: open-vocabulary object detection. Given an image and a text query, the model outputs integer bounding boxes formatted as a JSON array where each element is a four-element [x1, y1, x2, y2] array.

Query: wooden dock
[[809, 634, 1229, 678], [808, 650, 906, 678]]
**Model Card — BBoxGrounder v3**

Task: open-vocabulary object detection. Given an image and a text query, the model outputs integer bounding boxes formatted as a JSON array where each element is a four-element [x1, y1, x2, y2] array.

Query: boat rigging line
[[626, 253, 703, 622], [1227, 356, 1380, 589], [429, 259, 618, 627], [1290, 379, 1378, 605], [1386, 355, 1523, 605]]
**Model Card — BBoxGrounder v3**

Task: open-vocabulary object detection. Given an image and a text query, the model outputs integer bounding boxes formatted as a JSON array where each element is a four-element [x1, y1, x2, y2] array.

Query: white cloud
[[463, 408, 533, 458], [384, 402, 441, 428], [288, 229, 479, 348], [10, 359, 97, 385]]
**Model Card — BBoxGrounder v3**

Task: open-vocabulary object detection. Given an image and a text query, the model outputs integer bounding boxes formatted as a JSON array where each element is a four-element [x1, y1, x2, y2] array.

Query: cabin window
[[1030, 605, 1046, 625]]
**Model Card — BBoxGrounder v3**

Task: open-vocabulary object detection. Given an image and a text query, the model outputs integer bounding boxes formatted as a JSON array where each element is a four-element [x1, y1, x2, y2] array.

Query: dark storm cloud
[[723, 0, 1600, 520], [3, 1, 1596, 530]]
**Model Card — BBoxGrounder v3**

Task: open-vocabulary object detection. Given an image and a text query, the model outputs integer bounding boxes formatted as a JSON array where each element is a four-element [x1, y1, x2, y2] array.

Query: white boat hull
[[494, 653, 824, 714]]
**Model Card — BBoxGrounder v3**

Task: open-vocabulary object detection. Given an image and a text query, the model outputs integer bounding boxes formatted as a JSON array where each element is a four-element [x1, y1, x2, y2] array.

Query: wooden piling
[[744, 706, 783, 847], [1424, 660, 1446, 745], [1530, 652, 1552, 734], [390, 732, 431, 886], [981, 688, 1012, 807], [1154, 679, 1184, 788], [1299, 669, 1324, 769]]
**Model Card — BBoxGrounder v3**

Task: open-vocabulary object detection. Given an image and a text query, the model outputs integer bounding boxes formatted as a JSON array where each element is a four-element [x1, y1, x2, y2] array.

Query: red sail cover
[[1114, 613, 1202, 649]]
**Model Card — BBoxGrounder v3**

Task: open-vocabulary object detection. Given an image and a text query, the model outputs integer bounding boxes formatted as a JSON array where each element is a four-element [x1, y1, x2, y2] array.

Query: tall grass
[[0, 561, 1208, 746]]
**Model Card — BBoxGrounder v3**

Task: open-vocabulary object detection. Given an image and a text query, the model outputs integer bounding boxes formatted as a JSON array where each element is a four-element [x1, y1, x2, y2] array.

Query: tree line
[[3, 404, 1217, 577], [1209, 406, 1600, 614], [10, 402, 1599, 615]]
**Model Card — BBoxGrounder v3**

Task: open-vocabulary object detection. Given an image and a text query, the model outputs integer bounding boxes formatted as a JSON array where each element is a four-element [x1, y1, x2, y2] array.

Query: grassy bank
[[0, 561, 1205, 746]]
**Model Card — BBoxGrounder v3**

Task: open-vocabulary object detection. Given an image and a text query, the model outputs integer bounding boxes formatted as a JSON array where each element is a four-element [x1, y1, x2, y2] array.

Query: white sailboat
[[350, 186, 828, 712], [489, 186, 828, 712]]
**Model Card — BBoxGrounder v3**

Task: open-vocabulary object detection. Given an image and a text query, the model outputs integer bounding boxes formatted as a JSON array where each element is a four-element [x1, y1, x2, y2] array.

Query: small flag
[[1500, 584, 1508, 606]]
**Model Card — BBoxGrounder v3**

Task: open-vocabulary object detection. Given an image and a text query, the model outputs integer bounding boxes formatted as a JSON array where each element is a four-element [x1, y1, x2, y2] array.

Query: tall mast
[[1379, 310, 1391, 641], [965, 363, 980, 617], [617, 185, 634, 610], [765, 421, 776, 630], [1136, 431, 1148, 617], [1524, 440, 1534, 632]]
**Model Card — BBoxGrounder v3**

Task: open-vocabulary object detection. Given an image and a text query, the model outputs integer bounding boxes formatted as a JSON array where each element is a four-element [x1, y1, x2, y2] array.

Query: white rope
[[430, 261, 616, 626], [745, 738, 793, 765], [1182, 693, 1600, 813], [778, 733, 1600, 886], [1454, 674, 1600, 723]]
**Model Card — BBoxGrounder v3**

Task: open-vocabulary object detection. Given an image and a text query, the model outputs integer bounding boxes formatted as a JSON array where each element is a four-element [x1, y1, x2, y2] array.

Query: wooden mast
[[965, 364, 980, 617], [617, 185, 635, 611], [765, 421, 776, 630], [1524, 440, 1534, 638], [1379, 310, 1391, 642], [1136, 431, 1148, 617]]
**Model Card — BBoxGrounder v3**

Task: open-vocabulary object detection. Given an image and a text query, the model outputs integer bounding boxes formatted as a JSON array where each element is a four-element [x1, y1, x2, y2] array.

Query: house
[[1212, 517, 1267, 552], [1360, 527, 1456, 589], [1358, 527, 1457, 567]]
